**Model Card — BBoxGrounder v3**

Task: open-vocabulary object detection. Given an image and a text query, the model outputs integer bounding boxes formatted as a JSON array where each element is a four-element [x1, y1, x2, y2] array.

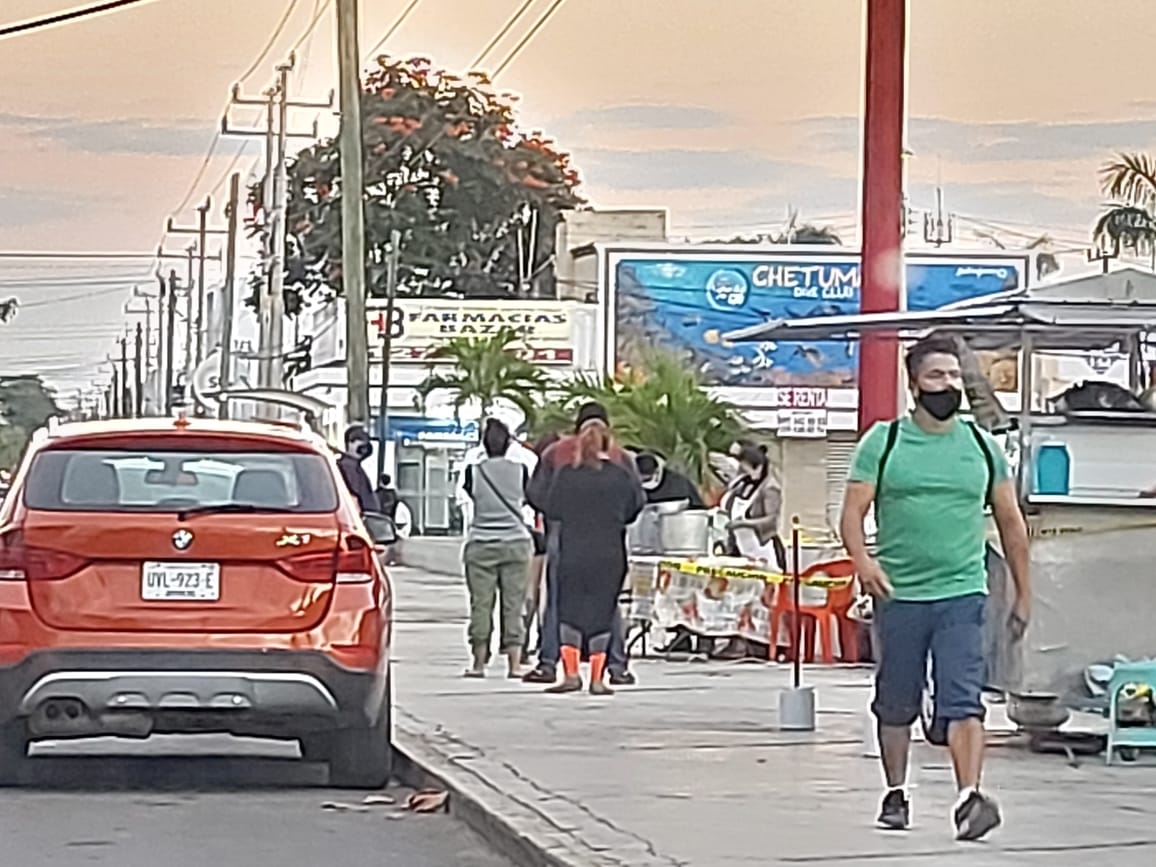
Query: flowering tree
[[255, 56, 584, 311]]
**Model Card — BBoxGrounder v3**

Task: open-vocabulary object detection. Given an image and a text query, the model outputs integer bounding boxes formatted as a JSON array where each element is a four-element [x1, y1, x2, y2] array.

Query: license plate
[[141, 562, 221, 602]]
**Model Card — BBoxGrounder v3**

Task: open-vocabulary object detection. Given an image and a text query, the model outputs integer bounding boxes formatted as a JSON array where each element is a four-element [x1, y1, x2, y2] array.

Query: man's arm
[[840, 424, 892, 596], [990, 478, 1031, 628], [462, 465, 474, 498]]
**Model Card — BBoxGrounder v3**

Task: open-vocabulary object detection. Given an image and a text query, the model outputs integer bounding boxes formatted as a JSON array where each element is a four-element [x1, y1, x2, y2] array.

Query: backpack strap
[[965, 421, 996, 506], [874, 420, 901, 496]]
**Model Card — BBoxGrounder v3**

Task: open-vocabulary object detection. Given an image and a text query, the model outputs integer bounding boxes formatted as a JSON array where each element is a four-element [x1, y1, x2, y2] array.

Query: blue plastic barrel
[[1034, 441, 1071, 495]]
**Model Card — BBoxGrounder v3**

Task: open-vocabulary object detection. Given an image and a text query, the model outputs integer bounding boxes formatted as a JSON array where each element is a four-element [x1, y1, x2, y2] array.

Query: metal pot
[[659, 510, 711, 556]]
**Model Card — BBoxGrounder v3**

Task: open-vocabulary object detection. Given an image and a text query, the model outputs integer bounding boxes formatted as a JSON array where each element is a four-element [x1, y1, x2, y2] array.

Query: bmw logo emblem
[[172, 529, 194, 551]]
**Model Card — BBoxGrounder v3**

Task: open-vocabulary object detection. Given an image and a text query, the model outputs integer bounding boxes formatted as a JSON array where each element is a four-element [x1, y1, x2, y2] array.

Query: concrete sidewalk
[[391, 567, 1156, 866]]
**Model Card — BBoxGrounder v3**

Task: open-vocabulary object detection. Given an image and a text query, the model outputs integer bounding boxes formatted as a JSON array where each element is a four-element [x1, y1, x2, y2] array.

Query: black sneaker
[[608, 670, 637, 687], [954, 790, 1001, 841], [877, 789, 910, 830]]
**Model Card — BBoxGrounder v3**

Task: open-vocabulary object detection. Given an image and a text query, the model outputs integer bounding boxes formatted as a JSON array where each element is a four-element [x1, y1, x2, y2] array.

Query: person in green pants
[[462, 418, 534, 679]]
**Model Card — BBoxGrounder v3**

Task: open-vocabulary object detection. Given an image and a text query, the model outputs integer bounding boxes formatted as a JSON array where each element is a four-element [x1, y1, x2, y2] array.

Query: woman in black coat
[[542, 420, 645, 696]]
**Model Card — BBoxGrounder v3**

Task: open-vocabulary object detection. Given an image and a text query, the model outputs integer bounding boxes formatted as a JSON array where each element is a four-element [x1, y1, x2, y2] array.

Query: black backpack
[[875, 419, 996, 506]]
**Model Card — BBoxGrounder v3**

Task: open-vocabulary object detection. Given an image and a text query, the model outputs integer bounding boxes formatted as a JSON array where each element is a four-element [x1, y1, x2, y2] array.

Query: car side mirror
[[363, 511, 399, 547]]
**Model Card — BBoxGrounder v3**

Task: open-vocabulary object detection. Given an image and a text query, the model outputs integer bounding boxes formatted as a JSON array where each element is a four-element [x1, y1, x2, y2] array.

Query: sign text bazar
[[367, 300, 574, 365]]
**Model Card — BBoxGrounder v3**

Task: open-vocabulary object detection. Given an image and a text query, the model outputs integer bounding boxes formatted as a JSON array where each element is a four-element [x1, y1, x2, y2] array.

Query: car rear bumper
[[0, 649, 387, 738]]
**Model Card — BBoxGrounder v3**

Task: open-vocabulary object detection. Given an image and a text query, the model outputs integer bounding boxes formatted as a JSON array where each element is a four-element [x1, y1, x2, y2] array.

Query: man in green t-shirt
[[841, 336, 1031, 842]]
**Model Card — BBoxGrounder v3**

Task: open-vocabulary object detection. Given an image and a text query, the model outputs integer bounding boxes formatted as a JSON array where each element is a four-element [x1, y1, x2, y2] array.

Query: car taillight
[[0, 530, 87, 581], [335, 536, 374, 585], [277, 549, 339, 584], [276, 537, 376, 584]]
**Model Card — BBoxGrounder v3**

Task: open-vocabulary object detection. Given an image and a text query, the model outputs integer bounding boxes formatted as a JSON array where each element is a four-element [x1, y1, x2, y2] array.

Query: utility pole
[[156, 244, 219, 405], [133, 322, 144, 418], [224, 58, 331, 396], [118, 335, 130, 419], [164, 269, 179, 413], [219, 172, 241, 420], [376, 230, 400, 481], [338, 0, 369, 425], [167, 197, 227, 366], [109, 365, 120, 418]]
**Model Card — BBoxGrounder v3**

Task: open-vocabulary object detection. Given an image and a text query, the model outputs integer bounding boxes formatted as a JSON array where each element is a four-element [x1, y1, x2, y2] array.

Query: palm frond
[[1100, 153, 1156, 208]]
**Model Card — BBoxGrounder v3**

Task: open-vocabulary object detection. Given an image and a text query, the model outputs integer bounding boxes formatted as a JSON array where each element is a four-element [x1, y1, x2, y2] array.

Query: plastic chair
[[770, 558, 857, 664]]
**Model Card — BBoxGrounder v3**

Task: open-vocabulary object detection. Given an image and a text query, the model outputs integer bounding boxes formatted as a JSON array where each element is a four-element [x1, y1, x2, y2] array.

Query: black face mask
[[352, 440, 373, 460], [917, 387, 962, 421]]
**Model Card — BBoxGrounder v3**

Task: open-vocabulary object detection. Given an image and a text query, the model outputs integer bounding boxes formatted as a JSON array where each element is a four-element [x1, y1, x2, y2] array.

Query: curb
[[392, 730, 596, 867]]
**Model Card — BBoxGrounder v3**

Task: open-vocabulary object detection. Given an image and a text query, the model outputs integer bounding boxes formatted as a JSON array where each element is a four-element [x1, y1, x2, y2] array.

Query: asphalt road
[[2, 736, 514, 867]]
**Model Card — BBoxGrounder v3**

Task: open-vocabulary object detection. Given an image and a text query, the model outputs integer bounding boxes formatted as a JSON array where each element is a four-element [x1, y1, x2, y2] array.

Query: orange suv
[[0, 416, 394, 787]]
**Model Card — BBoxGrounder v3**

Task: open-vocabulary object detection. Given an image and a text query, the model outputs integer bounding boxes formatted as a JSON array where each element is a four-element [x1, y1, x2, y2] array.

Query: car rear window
[[23, 448, 339, 513]]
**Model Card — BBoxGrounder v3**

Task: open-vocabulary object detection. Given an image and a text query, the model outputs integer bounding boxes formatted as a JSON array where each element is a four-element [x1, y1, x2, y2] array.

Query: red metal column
[[857, 0, 907, 432]]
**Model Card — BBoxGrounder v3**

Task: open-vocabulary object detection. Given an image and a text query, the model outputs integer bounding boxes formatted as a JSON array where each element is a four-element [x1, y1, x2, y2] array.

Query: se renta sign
[[603, 247, 1029, 389]]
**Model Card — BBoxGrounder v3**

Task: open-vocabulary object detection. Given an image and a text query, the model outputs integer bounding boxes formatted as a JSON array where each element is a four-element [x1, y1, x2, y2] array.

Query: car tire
[[0, 720, 29, 786], [327, 683, 392, 789]]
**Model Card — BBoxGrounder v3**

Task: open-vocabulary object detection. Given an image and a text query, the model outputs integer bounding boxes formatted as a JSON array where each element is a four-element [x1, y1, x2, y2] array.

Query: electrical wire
[[492, 0, 566, 78], [237, 0, 301, 83], [17, 286, 134, 308], [289, 0, 331, 54], [471, 0, 537, 70], [362, 0, 422, 64], [169, 0, 316, 218], [0, 0, 157, 38]]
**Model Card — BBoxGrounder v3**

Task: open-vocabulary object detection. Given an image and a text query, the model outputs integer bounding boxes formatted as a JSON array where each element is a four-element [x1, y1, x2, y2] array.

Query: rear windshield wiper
[[177, 504, 297, 521]]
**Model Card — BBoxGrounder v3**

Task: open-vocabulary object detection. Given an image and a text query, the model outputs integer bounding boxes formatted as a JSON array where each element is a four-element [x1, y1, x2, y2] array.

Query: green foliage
[[256, 56, 585, 313], [1096, 153, 1156, 254], [702, 224, 842, 245], [0, 375, 58, 469], [533, 353, 748, 488], [0, 423, 25, 470], [416, 328, 549, 424]]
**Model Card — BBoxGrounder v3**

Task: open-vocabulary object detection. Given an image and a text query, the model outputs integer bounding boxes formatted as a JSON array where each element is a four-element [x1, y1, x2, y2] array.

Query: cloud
[[557, 103, 733, 132], [0, 113, 246, 157], [799, 115, 1156, 163], [0, 188, 100, 227], [574, 147, 836, 191]]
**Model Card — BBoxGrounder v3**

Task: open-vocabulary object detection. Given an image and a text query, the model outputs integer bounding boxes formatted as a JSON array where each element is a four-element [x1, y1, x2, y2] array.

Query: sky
[[4, 0, 1156, 398]]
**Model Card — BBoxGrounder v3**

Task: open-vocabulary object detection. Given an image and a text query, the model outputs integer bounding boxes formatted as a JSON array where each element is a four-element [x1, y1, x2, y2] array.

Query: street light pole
[[337, 0, 370, 425]]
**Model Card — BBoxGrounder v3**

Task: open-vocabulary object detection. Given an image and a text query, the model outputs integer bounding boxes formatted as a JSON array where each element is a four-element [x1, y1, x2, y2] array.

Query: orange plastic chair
[[770, 558, 857, 664]]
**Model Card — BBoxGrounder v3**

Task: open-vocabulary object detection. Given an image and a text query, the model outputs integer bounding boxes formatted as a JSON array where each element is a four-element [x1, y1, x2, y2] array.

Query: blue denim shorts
[[871, 593, 987, 730]]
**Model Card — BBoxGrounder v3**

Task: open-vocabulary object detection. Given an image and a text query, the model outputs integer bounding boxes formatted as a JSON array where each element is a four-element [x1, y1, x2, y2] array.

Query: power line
[[0, 251, 158, 260], [169, 0, 322, 217], [471, 0, 536, 69], [492, 0, 567, 78], [290, 0, 332, 53], [362, 0, 422, 64], [18, 286, 131, 308], [0, 0, 157, 38], [238, 0, 302, 83]]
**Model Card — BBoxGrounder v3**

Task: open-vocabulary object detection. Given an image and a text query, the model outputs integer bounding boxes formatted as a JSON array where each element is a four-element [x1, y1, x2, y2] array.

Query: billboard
[[604, 248, 1029, 388], [367, 299, 575, 365]]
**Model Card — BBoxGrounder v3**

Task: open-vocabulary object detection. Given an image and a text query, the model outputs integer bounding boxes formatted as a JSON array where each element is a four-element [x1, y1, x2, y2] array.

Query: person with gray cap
[[524, 401, 639, 687]]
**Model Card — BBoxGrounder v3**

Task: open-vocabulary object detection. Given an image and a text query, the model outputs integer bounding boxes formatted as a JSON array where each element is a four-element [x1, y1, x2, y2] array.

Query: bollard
[[778, 517, 816, 732]]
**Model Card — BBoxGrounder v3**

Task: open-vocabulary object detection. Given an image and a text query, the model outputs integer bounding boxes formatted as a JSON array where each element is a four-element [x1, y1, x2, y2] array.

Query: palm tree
[[1095, 153, 1156, 258], [416, 327, 548, 425]]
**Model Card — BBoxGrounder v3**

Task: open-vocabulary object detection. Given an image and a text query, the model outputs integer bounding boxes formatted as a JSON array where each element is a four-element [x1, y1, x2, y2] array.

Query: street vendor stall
[[725, 266, 1156, 740]]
